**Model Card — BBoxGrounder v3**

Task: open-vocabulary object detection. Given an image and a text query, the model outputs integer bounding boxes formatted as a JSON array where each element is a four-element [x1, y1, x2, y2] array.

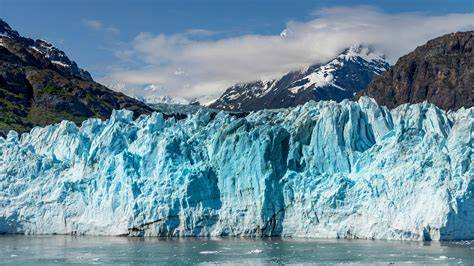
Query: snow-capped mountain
[[189, 94, 219, 106], [135, 94, 190, 105], [0, 19, 92, 81], [0, 18, 151, 136], [209, 45, 390, 111]]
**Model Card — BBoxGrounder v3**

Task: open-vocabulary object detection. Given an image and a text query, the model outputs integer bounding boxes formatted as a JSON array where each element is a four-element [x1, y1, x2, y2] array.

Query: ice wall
[[0, 97, 472, 240]]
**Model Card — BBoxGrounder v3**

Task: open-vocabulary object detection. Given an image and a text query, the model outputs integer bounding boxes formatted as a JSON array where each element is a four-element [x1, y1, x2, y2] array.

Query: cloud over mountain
[[102, 6, 474, 99]]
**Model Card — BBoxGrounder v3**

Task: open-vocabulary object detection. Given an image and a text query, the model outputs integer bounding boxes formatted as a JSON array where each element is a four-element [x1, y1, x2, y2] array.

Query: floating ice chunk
[[247, 249, 263, 254], [199, 251, 220, 254]]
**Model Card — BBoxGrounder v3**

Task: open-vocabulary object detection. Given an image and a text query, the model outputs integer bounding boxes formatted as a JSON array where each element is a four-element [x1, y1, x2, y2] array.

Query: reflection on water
[[0, 235, 472, 265]]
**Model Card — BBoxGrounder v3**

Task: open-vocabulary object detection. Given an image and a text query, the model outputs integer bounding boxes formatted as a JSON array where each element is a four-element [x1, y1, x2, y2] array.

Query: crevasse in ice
[[0, 97, 472, 240]]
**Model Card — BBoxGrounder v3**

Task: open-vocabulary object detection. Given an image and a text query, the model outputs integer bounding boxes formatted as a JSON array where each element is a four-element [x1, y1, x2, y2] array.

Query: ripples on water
[[0, 236, 473, 265]]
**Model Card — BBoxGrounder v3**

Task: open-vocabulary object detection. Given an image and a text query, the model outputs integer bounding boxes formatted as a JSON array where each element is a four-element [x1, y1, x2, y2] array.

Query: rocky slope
[[0, 19, 152, 136], [209, 45, 389, 111], [357, 31, 473, 110], [1, 98, 472, 241]]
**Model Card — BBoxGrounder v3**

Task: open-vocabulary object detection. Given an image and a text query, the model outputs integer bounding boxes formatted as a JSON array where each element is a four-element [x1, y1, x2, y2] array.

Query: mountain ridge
[[209, 45, 390, 111], [0, 18, 152, 136], [357, 31, 473, 110], [0, 19, 92, 81]]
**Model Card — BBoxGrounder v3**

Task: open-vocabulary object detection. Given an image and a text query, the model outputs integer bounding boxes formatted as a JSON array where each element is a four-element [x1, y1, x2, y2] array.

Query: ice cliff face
[[0, 97, 472, 240]]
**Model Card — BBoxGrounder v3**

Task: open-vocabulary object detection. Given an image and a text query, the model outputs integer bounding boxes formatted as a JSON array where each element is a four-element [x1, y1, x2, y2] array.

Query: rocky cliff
[[0, 19, 152, 136], [358, 31, 473, 110]]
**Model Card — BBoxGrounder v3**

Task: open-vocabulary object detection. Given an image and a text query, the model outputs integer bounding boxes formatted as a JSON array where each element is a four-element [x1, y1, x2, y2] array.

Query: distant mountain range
[[0, 19, 151, 135], [209, 45, 390, 111], [133, 94, 190, 105], [357, 31, 473, 110], [131, 93, 221, 107]]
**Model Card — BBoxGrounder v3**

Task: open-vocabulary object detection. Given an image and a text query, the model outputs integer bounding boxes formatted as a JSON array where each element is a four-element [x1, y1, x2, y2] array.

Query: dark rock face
[[210, 45, 389, 111], [357, 31, 473, 110], [0, 19, 92, 81], [0, 19, 152, 136]]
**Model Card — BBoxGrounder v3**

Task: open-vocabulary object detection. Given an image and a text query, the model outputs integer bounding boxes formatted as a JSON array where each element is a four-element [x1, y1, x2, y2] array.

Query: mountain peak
[[347, 43, 373, 54], [0, 18, 92, 81], [340, 44, 386, 62], [209, 45, 390, 111], [0, 18, 152, 136], [0, 18, 20, 39]]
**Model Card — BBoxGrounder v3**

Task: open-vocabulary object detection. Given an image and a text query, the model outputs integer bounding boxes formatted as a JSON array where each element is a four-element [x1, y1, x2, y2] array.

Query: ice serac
[[0, 97, 472, 240]]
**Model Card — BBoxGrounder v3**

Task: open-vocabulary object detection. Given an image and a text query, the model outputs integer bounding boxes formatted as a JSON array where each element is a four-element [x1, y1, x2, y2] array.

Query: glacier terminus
[[0, 97, 472, 241]]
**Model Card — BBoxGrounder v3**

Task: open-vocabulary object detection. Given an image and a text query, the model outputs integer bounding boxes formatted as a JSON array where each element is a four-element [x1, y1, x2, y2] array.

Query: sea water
[[0, 236, 472, 265]]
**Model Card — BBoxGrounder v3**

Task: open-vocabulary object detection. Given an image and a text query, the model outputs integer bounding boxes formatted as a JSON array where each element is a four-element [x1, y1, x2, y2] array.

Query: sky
[[1, 0, 473, 100]]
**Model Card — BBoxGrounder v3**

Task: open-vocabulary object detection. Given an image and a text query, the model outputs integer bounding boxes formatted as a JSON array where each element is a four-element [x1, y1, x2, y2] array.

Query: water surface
[[0, 235, 472, 265]]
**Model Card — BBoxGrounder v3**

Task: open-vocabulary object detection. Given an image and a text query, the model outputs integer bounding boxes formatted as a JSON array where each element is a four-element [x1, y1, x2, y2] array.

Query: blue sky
[[1, 0, 473, 98]]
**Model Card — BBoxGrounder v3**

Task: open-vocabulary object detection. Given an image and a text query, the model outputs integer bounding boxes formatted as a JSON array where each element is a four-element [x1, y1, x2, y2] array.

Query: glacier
[[0, 97, 472, 241]]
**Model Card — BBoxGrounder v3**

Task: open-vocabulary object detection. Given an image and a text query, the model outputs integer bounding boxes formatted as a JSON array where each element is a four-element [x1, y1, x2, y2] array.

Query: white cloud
[[82, 19, 103, 30], [102, 6, 474, 99], [106, 26, 120, 34], [82, 19, 120, 34]]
